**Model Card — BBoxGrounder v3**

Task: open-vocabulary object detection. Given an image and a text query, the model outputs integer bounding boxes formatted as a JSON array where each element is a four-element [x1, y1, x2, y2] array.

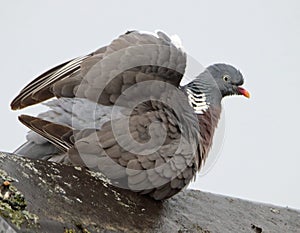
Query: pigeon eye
[[223, 75, 230, 82]]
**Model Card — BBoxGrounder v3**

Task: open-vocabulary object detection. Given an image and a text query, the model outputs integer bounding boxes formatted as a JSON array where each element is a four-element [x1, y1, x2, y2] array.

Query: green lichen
[[64, 229, 90, 233], [0, 202, 38, 229], [64, 229, 76, 233], [0, 168, 39, 229], [0, 169, 16, 183], [64, 224, 91, 233], [75, 223, 91, 233]]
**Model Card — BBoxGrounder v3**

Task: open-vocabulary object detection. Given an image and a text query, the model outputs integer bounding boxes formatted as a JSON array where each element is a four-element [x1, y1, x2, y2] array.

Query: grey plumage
[[11, 30, 249, 200]]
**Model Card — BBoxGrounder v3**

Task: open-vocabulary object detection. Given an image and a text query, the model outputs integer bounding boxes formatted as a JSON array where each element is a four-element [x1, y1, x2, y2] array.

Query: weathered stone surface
[[0, 152, 299, 233]]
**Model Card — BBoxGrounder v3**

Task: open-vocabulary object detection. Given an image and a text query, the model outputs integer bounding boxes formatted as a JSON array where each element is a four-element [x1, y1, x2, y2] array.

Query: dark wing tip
[[10, 55, 88, 111], [10, 90, 49, 110], [18, 114, 36, 126], [10, 100, 20, 110], [10, 96, 33, 110], [18, 114, 73, 151]]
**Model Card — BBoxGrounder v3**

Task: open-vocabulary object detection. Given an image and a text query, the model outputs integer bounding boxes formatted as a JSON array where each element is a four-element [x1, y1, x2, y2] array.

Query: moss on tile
[[0, 168, 39, 229]]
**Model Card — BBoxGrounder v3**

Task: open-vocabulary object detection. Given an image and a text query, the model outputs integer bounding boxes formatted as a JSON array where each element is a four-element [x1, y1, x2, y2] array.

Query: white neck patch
[[186, 88, 209, 114]]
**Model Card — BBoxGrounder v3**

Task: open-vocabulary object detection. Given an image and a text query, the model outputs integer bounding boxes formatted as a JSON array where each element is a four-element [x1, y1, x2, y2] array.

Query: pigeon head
[[184, 63, 249, 114], [207, 63, 250, 99]]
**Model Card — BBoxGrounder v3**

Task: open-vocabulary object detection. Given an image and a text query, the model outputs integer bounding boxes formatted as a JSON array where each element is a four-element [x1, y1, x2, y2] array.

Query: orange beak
[[238, 87, 250, 98]]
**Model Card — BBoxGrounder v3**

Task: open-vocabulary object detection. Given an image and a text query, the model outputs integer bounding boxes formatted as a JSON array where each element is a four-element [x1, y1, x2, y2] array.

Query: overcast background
[[1, 1, 299, 209]]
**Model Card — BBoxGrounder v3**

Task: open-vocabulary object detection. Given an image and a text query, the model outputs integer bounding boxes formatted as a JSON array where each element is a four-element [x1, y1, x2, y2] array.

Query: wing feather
[[11, 31, 187, 109], [11, 55, 90, 109], [18, 115, 73, 151]]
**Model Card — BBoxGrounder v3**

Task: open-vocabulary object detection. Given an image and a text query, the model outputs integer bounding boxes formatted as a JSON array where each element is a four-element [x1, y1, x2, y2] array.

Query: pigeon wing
[[11, 31, 186, 109], [10, 55, 91, 110]]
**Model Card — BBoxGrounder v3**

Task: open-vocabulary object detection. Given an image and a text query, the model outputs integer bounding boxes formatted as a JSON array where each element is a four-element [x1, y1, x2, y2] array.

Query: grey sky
[[1, 1, 299, 209]]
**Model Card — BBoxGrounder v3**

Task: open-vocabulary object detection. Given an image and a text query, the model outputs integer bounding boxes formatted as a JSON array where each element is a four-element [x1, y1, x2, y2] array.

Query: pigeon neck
[[185, 70, 222, 114], [196, 104, 222, 164]]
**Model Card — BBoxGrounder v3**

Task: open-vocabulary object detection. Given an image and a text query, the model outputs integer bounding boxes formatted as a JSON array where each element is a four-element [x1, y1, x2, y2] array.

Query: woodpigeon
[[10, 30, 250, 200]]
